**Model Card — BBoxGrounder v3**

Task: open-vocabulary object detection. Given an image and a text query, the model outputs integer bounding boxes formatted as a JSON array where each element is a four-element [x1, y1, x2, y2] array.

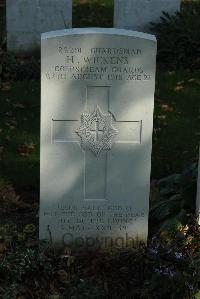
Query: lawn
[[0, 81, 40, 191], [152, 71, 200, 178], [0, 71, 199, 192], [0, 0, 199, 210]]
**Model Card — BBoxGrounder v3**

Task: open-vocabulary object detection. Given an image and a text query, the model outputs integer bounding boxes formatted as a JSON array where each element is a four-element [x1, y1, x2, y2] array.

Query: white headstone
[[6, 0, 72, 52], [114, 0, 181, 32], [196, 147, 200, 224], [40, 28, 157, 249]]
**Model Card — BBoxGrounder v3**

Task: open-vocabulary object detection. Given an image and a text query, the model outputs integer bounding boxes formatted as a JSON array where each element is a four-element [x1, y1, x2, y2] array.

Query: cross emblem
[[52, 86, 142, 200], [91, 115, 104, 142], [75, 106, 118, 156]]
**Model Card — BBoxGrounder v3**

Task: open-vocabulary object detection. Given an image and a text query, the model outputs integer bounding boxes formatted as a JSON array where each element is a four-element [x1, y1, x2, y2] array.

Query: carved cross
[[92, 116, 103, 142], [52, 86, 142, 200]]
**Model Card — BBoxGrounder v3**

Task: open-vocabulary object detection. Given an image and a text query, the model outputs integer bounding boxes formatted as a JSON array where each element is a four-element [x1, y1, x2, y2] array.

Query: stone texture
[[6, 0, 72, 52], [40, 28, 157, 249], [114, 0, 181, 32]]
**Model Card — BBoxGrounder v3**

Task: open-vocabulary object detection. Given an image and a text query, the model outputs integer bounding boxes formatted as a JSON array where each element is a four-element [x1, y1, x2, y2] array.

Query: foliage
[[0, 81, 40, 190], [1, 1, 200, 83], [150, 163, 198, 232], [152, 71, 200, 178], [151, 1, 200, 71], [0, 220, 199, 299], [0, 1, 199, 298], [1, 71, 199, 189], [0, 223, 37, 247], [0, 248, 54, 298], [1, 54, 40, 82]]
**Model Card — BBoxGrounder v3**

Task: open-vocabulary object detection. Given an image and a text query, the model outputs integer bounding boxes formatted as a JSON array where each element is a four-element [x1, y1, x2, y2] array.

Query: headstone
[[6, 0, 72, 52], [114, 0, 181, 32], [40, 28, 157, 249], [196, 147, 200, 224]]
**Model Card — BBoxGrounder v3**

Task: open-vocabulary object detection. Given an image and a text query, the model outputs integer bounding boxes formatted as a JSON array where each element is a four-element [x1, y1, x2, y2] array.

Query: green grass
[[0, 81, 40, 191], [0, 71, 199, 191], [0, 0, 199, 190], [152, 71, 200, 178]]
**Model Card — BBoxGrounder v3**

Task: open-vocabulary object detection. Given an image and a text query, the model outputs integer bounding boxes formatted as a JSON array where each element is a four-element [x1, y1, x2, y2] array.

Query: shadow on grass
[[0, 70, 200, 192], [0, 81, 40, 191], [152, 71, 200, 178]]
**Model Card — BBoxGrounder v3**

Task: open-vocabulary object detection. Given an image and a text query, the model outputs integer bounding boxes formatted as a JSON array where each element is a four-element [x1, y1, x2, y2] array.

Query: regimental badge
[[76, 106, 118, 156]]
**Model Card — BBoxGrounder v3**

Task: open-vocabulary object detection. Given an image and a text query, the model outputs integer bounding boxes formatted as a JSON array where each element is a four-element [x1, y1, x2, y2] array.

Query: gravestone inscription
[[6, 0, 72, 52], [40, 28, 157, 249]]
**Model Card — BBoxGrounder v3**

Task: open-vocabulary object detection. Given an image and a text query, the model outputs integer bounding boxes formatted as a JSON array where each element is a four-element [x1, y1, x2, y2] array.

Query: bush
[[151, 1, 200, 71], [150, 163, 198, 232], [0, 220, 199, 299]]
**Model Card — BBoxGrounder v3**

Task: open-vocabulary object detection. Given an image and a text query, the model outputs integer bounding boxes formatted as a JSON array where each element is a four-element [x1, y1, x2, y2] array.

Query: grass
[[0, 2, 199, 296], [0, 81, 40, 191], [152, 71, 200, 178], [0, 71, 199, 191], [0, 0, 199, 191]]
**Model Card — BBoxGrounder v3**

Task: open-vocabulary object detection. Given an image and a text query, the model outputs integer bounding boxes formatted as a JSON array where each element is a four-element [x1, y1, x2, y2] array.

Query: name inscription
[[45, 46, 151, 82]]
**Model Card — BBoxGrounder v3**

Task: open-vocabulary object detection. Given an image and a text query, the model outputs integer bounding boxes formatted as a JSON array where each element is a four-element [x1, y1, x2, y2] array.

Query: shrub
[[151, 1, 200, 71], [150, 163, 198, 232], [0, 221, 199, 299]]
